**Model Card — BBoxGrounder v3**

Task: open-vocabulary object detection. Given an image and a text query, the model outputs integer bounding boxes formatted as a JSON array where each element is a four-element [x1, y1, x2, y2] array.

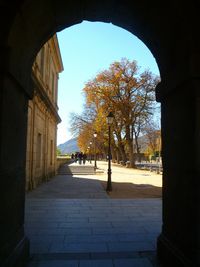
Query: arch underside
[[0, 1, 199, 267], [6, 0, 191, 96]]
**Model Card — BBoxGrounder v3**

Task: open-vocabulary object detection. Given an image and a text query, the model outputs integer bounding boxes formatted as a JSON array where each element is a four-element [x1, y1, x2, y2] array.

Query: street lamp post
[[93, 132, 97, 169], [106, 112, 114, 191], [89, 141, 92, 164], [87, 146, 91, 164]]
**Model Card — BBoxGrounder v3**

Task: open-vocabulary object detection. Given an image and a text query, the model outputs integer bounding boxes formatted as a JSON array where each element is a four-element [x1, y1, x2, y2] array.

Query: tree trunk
[[134, 135, 142, 162], [111, 147, 117, 162], [115, 148, 120, 164], [118, 142, 127, 163], [115, 130, 127, 164], [126, 125, 135, 168], [127, 140, 135, 167]]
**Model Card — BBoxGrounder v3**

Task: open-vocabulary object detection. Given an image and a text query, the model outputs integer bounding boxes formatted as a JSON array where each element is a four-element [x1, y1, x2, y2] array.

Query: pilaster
[[156, 78, 200, 266], [0, 72, 30, 266]]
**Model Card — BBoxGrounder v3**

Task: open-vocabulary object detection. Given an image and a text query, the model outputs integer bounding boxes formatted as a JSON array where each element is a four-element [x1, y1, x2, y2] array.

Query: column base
[[157, 234, 193, 267], [2, 236, 29, 267]]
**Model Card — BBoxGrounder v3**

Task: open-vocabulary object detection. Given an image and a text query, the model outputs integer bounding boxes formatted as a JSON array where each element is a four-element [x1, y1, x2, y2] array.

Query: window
[[36, 133, 42, 168], [52, 71, 55, 99], [40, 47, 45, 78], [50, 140, 53, 165]]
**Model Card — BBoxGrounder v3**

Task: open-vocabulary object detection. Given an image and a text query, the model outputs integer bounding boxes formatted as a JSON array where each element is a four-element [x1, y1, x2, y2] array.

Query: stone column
[[0, 73, 30, 266], [156, 79, 200, 266]]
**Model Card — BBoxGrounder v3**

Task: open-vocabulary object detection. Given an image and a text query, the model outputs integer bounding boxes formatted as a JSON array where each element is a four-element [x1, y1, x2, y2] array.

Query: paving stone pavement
[[25, 166, 162, 266], [26, 174, 109, 199]]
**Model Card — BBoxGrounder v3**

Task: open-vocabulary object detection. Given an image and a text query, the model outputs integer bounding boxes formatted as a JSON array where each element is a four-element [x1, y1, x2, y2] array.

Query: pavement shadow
[[58, 164, 73, 175], [26, 175, 107, 198], [26, 174, 162, 199], [101, 180, 162, 199]]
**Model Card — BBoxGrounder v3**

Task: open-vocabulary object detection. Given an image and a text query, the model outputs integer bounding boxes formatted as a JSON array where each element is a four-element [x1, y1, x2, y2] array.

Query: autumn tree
[[69, 106, 95, 152], [142, 121, 161, 159], [69, 58, 159, 167], [82, 58, 159, 167], [69, 105, 109, 156]]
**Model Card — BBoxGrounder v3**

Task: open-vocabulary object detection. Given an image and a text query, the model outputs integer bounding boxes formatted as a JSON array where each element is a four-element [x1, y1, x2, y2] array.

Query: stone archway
[[0, 1, 199, 266]]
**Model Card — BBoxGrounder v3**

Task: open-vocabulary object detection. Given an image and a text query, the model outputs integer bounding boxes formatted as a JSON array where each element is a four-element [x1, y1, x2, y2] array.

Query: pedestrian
[[82, 153, 87, 164], [75, 152, 78, 163], [78, 152, 83, 165]]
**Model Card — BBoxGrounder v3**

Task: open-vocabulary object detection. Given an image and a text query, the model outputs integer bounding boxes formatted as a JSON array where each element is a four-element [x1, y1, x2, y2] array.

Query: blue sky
[[57, 21, 160, 145]]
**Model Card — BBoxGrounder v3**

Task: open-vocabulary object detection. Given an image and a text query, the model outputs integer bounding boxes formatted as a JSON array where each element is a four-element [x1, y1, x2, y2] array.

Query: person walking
[[74, 152, 78, 163], [78, 152, 83, 165], [82, 153, 87, 165], [71, 153, 74, 162]]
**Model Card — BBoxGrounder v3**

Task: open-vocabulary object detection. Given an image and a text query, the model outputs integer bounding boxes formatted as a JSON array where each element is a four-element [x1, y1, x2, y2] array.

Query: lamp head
[[106, 112, 114, 125]]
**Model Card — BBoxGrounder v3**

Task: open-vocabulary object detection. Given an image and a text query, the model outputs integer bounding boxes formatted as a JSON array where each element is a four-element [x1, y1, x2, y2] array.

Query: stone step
[[58, 164, 96, 175]]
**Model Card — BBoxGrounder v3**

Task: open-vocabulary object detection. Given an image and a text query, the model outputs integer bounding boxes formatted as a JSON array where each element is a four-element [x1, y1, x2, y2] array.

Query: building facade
[[26, 35, 63, 191]]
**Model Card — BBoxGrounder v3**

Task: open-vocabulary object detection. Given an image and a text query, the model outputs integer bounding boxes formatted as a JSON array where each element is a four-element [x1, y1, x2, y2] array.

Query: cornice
[[49, 34, 64, 73], [32, 72, 61, 123]]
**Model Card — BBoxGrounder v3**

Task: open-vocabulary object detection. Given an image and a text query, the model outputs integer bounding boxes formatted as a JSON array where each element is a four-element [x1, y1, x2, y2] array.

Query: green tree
[[56, 147, 62, 156]]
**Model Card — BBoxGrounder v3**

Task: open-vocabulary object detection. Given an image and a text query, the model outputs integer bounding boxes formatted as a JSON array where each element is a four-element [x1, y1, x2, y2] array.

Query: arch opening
[[24, 20, 162, 266], [1, 1, 198, 267]]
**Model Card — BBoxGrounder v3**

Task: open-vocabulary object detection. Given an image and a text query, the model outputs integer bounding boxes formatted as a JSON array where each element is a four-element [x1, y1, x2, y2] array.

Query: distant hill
[[58, 138, 79, 154]]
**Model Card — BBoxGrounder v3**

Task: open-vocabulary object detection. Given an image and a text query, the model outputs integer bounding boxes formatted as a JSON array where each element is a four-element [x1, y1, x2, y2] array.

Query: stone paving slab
[[27, 250, 159, 266], [28, 260, 79, 267], [79, 259, 113, 267], [28, 258, 154, 267], [26, 160, 162, 200], [114, 258, 153, 267], [26, 175, 109, 199], [25, 162, 162, 266], [25, 198, 161, 256]]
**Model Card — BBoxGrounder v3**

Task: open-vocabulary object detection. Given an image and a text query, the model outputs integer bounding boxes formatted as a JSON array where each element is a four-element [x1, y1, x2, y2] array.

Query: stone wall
[[56, 157, 71, 172]]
